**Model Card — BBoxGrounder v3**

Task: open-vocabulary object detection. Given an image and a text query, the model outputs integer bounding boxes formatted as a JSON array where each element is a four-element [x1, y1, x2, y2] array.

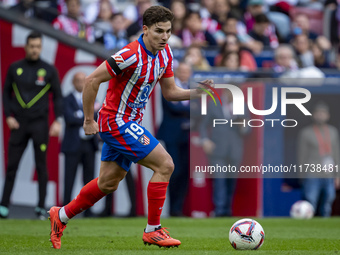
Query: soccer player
[[48, 5, 212, 249]]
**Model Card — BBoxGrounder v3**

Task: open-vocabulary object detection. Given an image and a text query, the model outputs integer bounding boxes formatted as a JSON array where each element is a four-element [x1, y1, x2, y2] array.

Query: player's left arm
[[159, 76, 191, 101], [161, 45, 214, 101]]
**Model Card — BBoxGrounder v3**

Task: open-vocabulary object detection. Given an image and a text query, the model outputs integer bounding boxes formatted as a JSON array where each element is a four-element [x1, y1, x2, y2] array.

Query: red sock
[[64, 177, 106, 219], [147, 182, 169, 225]]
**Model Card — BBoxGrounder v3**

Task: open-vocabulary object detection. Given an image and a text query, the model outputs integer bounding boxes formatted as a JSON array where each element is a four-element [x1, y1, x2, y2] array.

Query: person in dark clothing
[[0, 31, 63, 220], [157, 62, 191, 216], [96, 13, 129, 50], [248, 13, 271, 47], [200, 90, 251, 217], [61, 72, 99, 213], [286, 13, 319, 43], [179, 10, 218, 47]]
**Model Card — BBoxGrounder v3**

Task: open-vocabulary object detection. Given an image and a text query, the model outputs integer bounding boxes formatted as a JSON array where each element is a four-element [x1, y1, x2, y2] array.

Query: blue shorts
[[99, 121, 159, 171]]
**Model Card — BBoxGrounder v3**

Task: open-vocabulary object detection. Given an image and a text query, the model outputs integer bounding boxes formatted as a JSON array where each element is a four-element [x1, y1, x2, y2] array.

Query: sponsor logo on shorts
[[138, 134, 150, 145]]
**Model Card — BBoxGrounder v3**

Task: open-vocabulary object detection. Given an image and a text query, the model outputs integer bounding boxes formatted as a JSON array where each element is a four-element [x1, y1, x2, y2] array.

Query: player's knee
[[160, 158, 175, 176], [106, 185, 119, 194], [98, 179, 120, 194], [99, 183, 119, 194]]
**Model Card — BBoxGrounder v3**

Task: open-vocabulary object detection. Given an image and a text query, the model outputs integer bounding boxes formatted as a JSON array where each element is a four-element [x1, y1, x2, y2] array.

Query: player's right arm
[[83, 61, 112, 135]]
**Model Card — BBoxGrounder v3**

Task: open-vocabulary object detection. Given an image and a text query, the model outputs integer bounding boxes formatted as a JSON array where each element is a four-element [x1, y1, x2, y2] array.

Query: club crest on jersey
[[36, 68, 46, 86], [158, 66, 166, 79], [113, 55, 124, 64], [138, 134, 150, 145]]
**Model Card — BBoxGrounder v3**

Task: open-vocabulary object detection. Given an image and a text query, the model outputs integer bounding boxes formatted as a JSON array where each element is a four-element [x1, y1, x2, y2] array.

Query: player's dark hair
[[143, 6, 174, 27], [26, 31, 42, 45]]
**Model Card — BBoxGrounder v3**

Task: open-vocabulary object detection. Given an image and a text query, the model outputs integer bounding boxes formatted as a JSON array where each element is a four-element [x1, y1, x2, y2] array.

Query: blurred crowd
[[2, 0, 340, 75]]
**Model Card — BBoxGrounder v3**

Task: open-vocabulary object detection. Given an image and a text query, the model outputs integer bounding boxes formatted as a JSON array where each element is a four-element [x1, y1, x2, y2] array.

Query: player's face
[[143, 21, 172, 54], [25, 38, 42, 61]]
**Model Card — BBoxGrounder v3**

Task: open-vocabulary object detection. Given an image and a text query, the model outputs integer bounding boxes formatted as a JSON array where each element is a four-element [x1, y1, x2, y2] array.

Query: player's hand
[[83, 120, 99, 135], [192, 80, 214, 99], [6, 116, 20, 130], [196, 79, 214, 94], [202, 138, 215, 155], [49, 120, 62, 137]]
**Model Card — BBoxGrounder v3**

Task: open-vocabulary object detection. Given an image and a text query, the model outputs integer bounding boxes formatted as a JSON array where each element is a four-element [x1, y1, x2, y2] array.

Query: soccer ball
[[290, 200, 314, 219], [229, 218, 265, 250]]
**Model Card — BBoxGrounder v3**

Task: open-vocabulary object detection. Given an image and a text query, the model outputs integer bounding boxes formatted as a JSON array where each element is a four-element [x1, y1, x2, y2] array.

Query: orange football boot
[[48, 206, 67, 249], [142, 226, 181, 248]]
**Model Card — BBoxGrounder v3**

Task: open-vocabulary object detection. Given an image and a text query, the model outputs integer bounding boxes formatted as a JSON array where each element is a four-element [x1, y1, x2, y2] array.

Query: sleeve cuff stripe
[[105, 61, 116, 77], [106, 57, 122, 75]]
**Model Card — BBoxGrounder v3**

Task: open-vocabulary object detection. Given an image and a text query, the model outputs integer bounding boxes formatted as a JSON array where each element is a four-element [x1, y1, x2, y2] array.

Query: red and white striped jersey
[[98, 34, 174, 132]]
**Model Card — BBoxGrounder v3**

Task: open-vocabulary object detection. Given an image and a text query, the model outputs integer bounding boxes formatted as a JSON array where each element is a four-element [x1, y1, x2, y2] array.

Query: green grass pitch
[[0, 217, 339, 254]]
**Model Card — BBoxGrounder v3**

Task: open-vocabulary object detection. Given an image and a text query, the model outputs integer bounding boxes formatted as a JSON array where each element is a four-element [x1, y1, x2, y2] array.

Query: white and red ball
[[229, 218, 265, 250], [290, 200, 314, 219]]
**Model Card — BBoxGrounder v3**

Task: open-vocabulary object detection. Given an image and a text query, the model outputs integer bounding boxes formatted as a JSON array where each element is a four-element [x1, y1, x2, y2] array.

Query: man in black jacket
[[0, 31, 63, 219]]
